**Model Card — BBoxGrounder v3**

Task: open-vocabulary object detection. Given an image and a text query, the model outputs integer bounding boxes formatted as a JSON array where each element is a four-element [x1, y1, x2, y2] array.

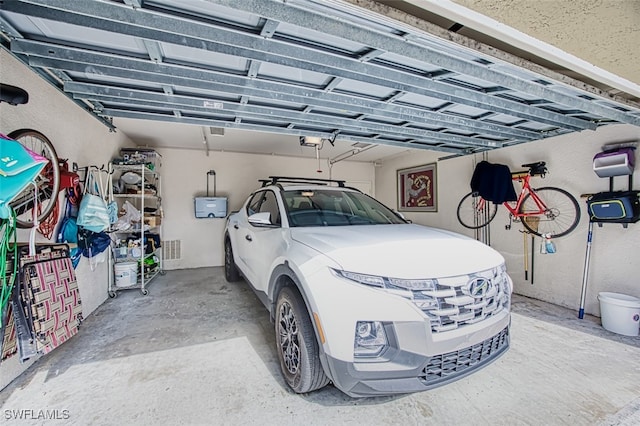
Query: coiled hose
[[1, 210, 18, 316]]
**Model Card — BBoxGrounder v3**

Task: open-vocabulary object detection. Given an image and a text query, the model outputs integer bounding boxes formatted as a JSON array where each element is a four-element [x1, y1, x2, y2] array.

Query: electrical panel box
[[195, 197, 227, 218]]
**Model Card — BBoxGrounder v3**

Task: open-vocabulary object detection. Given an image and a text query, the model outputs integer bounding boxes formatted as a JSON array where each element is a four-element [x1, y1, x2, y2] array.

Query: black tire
[[275, 286, 329, 394], [7, 129, 60, 228], [224, 238, 241, 282], [520, 187, 580, 238], [457, 192, 498, 229]]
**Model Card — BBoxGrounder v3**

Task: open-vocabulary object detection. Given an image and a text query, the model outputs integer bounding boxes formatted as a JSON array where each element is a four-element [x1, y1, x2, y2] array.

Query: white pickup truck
[[224, 176, 512, 397]]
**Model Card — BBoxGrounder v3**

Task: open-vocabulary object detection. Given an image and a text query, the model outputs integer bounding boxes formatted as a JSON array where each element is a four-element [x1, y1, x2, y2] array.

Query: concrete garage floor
[[1, 267, 639, 425]]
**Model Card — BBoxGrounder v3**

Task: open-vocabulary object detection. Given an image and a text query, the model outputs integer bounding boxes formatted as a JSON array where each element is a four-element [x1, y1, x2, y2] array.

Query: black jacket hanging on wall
[[470, 161, 518, 204]]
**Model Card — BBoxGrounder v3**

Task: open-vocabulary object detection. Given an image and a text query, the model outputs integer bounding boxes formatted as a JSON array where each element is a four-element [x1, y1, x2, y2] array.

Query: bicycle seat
[[0, 83, 29, 105], [522, 161, 547, 176], [521, 161, 546, 169]]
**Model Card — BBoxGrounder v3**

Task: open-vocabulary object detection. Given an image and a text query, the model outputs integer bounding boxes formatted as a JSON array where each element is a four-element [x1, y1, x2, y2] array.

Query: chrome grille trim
[[413, 269, 510, 333], [333, 265, 510, 333], [419, 327, 509, 386]]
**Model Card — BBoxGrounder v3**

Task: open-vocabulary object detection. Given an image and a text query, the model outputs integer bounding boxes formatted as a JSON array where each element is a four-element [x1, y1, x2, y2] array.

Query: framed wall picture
[[397, 163, 437, 212]]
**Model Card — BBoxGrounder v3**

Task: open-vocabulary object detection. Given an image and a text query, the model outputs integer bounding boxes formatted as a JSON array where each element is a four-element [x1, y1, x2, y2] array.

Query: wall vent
[[209, 126, 225, 136], [162, 240, 181, 260]]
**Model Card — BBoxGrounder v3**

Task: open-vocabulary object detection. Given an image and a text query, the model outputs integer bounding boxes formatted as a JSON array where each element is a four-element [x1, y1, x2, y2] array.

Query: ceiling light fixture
[[299, 136, 323, 147], [300, 133, 339, 148]]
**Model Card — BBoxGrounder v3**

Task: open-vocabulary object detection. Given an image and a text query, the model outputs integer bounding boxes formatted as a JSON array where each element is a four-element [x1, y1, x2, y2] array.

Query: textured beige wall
[[0, 50, 133, 390], [453, 0, 640, 85], [158, 148, 375, 270], [376, 122, 640, 317]]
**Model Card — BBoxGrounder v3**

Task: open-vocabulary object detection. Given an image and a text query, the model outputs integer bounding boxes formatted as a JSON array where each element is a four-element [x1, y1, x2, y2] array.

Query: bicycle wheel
[[457, 192, 498, 229], [520, 187, 580, 238], [6, 129, 60, 228]]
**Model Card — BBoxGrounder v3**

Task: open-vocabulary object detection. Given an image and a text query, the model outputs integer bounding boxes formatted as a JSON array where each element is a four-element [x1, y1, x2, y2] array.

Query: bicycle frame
[[502, 173, 547, 218], [471, 173, 548, 218]]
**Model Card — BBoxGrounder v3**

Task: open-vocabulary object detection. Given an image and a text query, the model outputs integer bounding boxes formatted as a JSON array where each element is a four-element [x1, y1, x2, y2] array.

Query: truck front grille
[[419, 326, 509, 386], [408, 268, 511, 333], [333, 265, 511, 334]]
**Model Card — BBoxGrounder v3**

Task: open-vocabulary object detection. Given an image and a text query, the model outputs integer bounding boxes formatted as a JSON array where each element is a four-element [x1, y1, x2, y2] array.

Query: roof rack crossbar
[[260, 176, 346, 187]]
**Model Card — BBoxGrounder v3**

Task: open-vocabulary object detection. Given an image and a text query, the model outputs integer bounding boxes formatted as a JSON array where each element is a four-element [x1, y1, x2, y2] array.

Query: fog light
[[354, 321, 388, 358]]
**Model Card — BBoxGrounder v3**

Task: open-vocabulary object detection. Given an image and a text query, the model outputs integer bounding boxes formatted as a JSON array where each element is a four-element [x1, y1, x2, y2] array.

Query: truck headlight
[[333, 269, 436, 291], [354, 321, 388, 358]]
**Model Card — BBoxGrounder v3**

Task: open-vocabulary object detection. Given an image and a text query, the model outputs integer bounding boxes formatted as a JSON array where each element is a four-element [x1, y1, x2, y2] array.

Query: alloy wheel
[[278, 301, 300, 375]]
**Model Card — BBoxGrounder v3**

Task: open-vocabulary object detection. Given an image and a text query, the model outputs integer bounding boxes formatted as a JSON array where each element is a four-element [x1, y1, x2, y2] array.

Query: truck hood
[[290, 224, 504, 278]]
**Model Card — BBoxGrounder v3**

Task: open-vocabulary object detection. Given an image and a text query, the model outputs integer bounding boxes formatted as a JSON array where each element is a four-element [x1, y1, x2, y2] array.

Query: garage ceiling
[[1, 0, 640, 159]]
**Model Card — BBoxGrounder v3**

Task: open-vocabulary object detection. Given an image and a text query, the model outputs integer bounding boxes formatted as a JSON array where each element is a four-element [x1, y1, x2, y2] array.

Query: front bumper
[[296, 260, 513, 397], [325, 324, 510, 397]]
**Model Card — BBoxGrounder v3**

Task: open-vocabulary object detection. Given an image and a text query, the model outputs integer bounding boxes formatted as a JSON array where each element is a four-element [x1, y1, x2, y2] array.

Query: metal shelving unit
[[107, 161, 163, 297]]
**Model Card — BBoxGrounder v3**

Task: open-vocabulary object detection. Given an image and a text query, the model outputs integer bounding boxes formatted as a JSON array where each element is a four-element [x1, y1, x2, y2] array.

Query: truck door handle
[[245, 235, 252, 242], [234, 224, 239, 229]]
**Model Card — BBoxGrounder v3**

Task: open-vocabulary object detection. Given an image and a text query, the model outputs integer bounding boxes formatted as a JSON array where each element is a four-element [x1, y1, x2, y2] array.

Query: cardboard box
[[144, 216, 162, 227]]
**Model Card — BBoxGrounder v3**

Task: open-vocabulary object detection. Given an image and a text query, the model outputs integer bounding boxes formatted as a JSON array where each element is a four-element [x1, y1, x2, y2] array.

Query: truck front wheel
[[275, 286, 329, 393]]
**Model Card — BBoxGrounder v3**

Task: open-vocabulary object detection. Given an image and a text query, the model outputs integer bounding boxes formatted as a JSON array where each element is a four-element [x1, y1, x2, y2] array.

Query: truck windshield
[[283, 189, 406, 227]]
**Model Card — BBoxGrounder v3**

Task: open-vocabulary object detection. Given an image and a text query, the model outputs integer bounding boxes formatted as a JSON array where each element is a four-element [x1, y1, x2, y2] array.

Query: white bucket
[[598, 292, 640, 336], [114, 262, 138, 288]]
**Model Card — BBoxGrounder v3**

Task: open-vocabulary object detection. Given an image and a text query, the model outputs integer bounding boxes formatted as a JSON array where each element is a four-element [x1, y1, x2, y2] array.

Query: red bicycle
[[457, 162, 580, 238], [1, 84, 61, 229], [6, 129, 60, 229]]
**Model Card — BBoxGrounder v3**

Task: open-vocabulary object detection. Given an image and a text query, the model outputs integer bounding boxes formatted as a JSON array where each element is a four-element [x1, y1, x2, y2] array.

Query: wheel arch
[[268, 262, 311, 322]]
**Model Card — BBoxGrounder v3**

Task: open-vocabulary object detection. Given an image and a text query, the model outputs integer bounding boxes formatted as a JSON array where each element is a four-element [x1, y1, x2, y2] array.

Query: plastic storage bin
[[592, 148, 635, 177], [598, 292, 640, 336]]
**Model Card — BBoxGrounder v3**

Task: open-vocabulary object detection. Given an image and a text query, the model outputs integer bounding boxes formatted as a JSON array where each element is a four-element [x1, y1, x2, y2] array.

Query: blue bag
[[78, 228, 111, 258], [77, 169, 110, 232], [56, 197, 82, 268], [77, 193, 110, 232], [587, 191, 640, 224]]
